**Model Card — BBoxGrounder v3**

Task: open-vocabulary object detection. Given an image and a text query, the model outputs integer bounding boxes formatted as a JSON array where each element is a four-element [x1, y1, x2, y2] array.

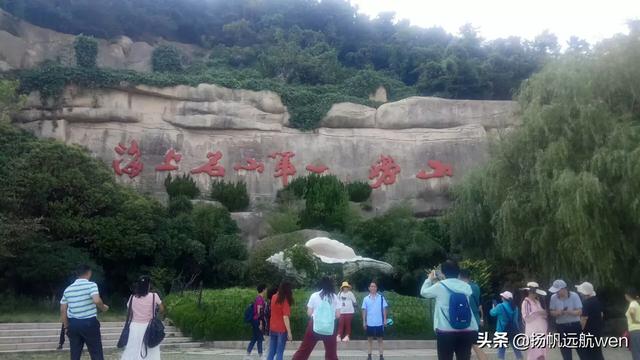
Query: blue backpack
[[243, 302, 254, 323], [313, 296, 335, 336], [440, 282, 472, 329]]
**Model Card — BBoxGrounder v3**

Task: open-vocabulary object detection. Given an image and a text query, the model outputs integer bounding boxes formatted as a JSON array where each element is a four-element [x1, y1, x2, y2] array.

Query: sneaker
[[343, 335, 350, 342], [56, 345, 63, 350], [337, 335, 342, 342]]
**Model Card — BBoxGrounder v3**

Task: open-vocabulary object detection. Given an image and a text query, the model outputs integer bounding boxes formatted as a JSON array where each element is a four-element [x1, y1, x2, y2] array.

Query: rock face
[[0, 10, 200, 71], [16, 82, 518, 216]]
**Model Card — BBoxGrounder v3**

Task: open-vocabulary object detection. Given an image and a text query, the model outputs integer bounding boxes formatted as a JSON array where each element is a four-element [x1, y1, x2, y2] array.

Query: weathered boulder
[[231, 212, 269, 249], [163, 101, 286, 131], [375, 96, 519, 129], [320, 102, 376, 128]]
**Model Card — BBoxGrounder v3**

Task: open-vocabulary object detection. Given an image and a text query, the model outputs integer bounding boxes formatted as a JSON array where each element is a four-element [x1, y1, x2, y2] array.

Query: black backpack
[[244, 302, 254, 323]]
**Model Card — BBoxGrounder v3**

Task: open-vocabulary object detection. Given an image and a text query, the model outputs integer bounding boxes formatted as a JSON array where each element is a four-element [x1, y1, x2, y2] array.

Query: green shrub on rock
[[164, 173, 200, 199], [209, 180, 250, 212], [74, 35, 98, 68], [152, 45, 182, 72], [346, 181, 372, 202]]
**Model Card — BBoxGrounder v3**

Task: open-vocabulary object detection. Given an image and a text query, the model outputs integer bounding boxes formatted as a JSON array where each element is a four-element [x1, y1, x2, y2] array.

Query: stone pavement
[[161, 347, 630, 359], [0, 346, 631, 359]]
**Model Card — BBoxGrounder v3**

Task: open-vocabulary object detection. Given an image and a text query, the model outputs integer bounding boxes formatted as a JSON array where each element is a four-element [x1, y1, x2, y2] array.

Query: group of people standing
[[59, 264, 164, 360], [421, 259, 640, 360], [244, 278, 389, 360]]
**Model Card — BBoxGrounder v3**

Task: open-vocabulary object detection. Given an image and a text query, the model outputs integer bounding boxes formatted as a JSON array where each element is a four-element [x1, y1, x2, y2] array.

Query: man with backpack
[[420, 260, 478, 360], [362, 281, 389, 360], [490, 291, 524, 360]]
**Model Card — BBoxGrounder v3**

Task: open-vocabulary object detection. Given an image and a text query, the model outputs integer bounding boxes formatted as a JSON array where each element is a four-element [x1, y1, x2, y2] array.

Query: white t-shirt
[[307, 291, 340, 321], [338, 291, 358, 314]]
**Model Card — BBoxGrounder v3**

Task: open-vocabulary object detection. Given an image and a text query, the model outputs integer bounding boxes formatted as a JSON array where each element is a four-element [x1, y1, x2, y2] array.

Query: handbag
[[117, 296, 133, 348], [141, 293, 165, 357]]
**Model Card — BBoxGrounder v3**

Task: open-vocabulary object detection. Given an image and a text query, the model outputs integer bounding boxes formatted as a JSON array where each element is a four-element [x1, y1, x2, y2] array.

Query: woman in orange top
[[267, 281, 294, 360]]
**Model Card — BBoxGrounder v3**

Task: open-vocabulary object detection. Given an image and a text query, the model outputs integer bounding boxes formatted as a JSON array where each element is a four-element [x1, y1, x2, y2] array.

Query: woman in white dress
[[121, 276, 164, 360]]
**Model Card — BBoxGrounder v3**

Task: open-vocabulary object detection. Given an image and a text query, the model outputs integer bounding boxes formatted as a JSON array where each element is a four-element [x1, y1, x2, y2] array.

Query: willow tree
[[447, 29, 640, 287]]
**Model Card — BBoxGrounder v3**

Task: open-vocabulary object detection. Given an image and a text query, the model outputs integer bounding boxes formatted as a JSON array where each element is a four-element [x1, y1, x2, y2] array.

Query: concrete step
[[0, 341, 205, 353], [0, 322, 129, 330], [208, 340, 438, 350], [0, 331, 183, 344], [0, 336, 194, 351], [0, 326, 178, 337]]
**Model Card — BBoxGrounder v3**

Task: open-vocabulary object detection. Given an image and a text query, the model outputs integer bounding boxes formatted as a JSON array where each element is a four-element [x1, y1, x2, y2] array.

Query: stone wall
[[15, 83, 519, 216]]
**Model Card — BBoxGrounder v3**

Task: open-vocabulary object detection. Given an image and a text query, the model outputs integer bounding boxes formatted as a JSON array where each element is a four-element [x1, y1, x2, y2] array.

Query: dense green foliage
[[73, 35, 98, 68], [299, 175, 350, 231], [164, 173, 200, 199], [0, 80, 25, 123], [447, 30, 640, 288], [348, 207, 448, 295], [346, 181, 372, 203], [166, 288, 435, 340], [209, 180, 250, 212], [152, 45, 182, 73], [4, 0, 560, 114], [0, 119, 246, 297]]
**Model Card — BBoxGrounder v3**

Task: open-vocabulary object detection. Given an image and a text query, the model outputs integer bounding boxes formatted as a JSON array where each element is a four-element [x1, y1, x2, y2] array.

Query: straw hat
[[341, 281, 352, 290], [520, 281, 547, 296]]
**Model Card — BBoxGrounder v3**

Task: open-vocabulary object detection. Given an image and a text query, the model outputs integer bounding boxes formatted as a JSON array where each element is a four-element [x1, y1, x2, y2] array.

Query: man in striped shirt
[[60, 264, 109, 360]]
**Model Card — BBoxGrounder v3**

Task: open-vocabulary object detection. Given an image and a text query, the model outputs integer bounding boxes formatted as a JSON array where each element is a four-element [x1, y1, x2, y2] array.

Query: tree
[[447, 29, 640, 287], [0, 80, 26, 124]]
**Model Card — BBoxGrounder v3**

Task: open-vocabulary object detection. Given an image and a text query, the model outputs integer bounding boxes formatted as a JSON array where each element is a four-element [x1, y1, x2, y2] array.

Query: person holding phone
[[549, 279, 583, 360], [337, 281, 357, 342]]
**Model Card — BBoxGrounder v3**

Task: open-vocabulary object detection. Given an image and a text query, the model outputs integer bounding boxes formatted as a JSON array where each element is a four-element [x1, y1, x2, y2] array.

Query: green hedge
[[165, 288, 435, 341]]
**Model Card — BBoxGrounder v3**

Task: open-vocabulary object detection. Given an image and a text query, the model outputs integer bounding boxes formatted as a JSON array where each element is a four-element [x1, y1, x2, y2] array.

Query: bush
[[209, 180, 250, 212], [165, 288, 435, 340], [152, 45, 182, 72], [74, 35, 98, 68], [164, 173, 200, 199], [299, 174, 349, 231], [346, 181, 372, 203], [266, 207, 301, 236]]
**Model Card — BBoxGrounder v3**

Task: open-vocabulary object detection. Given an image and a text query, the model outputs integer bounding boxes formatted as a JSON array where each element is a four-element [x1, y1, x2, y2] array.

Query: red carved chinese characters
[[305, 164, 329, 174], [233, 158, 265, 173], [269, 152, 296, 186], [369, 155, 400, 189], [112, 140, 144, 178], [191, 151, 225, 177], [155, 148, 182, 171], [416, 160, 453, 180]]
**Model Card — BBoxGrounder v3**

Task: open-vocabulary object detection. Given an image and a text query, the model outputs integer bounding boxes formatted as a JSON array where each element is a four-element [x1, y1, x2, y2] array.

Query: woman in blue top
[[490, 291, 523, 360]]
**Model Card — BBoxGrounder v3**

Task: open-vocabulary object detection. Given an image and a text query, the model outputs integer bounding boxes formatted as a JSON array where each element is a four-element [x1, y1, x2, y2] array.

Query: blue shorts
[[366, 325, 384, 338]]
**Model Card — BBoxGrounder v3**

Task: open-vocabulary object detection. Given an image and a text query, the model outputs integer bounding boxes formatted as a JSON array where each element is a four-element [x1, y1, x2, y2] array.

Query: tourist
[[121, 276, 165, 360], [420, 260, 478, 360], [490, 291, 523, 360], [337, 281, 357, 342], [265, 286, 278, 336], [60, 264, 109, 360], [459, 269, 488, 360], [521, 282, 548, 360], [362, 281, 389, 360], [291, 277, 340, 360], [575, 282, 604, 360], [548, 279, 583, 360], [245, 284, 268, 360], [625, 288, 640, 360], [266, 281, 294, 360]]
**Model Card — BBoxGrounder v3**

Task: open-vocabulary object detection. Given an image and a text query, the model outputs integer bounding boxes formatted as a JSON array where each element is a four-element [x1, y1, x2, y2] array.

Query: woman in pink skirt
[[521, 282, 548, 360]]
